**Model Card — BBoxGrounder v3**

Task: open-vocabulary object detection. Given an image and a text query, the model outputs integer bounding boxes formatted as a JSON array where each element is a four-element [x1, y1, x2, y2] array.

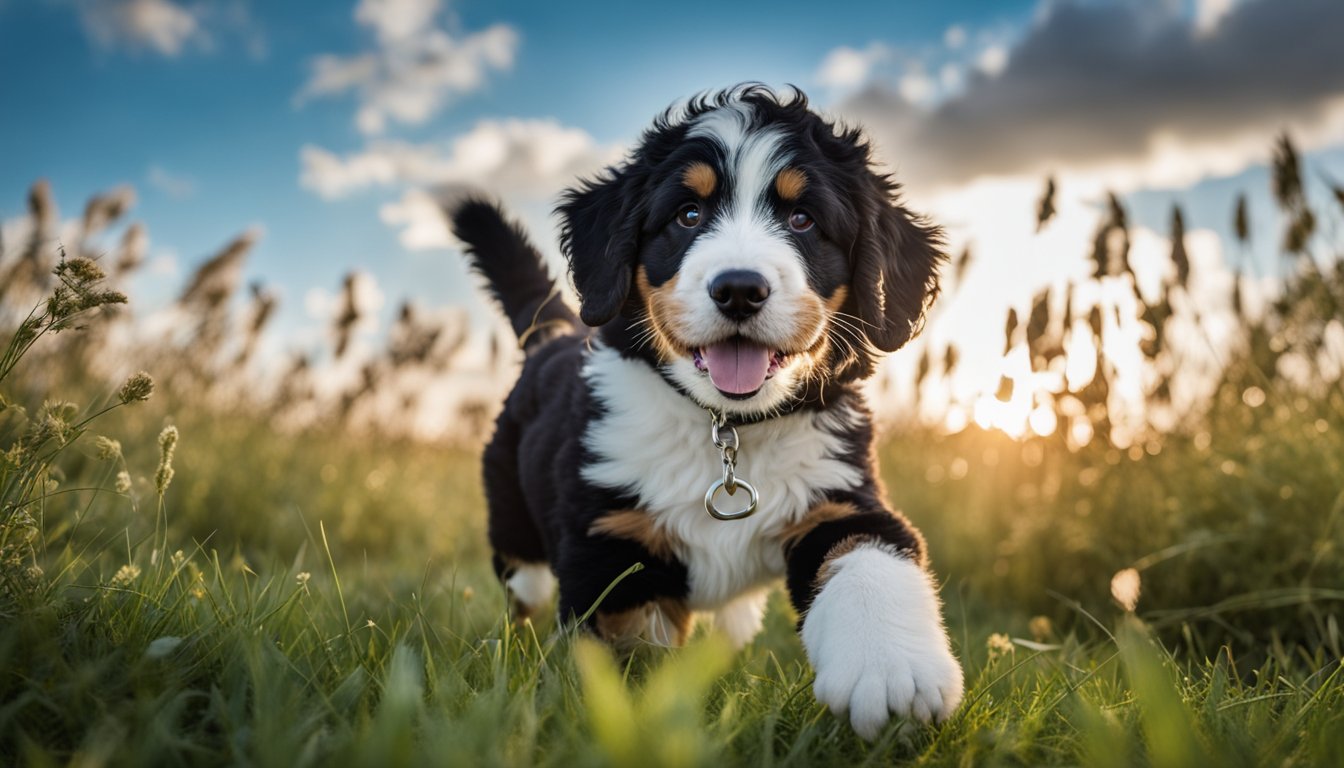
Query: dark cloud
[[840, 0, 1344, 189]]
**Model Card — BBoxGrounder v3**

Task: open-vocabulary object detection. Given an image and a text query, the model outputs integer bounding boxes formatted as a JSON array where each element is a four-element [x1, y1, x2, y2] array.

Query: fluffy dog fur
[[449, 85, 963, 739]]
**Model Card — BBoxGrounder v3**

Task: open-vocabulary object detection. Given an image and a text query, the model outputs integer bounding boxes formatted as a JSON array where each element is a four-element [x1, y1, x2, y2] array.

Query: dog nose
[[709, 270, 771, 320]]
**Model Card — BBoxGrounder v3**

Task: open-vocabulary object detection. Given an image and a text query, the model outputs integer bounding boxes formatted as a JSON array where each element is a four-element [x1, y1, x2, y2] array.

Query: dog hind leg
[[484, 412, 553, 619]]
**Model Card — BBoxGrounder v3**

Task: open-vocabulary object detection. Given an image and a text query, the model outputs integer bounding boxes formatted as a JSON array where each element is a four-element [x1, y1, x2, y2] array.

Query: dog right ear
[[557, 165, 645, 327]]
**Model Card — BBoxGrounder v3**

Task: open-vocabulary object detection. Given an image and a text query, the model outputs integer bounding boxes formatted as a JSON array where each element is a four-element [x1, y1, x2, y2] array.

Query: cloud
[[835, 0, 1344, 192], [300, 118, 623, 249], [973, 44, 1007, 77], [146, 165, 196, 198], [944, 24, 967, 50], [78, 0, 202, 56], [815, 43, 889, 91], [73, 1, 267, 59], [296, 0, 518, 135], [300, 117, 622, 201], [379, 188, 452, 250]]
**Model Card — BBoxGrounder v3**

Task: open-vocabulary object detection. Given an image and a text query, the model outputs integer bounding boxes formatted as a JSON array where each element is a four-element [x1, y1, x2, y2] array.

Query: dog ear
[[852, 183, 946, 353], [557, 167, 645, 327]]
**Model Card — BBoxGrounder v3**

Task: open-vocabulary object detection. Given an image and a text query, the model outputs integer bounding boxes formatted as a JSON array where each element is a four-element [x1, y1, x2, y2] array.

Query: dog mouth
[[691, 336, 789, 398]]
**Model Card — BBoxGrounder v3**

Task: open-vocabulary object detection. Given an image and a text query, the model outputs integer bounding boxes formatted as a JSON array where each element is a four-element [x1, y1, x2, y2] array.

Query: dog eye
[[788, 209, 814, 233], [677, 203, 702, 228]]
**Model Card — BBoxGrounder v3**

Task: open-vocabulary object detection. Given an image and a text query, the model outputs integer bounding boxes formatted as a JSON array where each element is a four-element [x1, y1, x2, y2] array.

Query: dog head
[[558, 84, 944, 416]]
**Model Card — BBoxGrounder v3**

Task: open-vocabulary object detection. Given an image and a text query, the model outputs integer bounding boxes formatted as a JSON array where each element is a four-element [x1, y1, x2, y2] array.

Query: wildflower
[[60, 256, 106, 284], [115, 470, 132, 494], [111, 563, 141, 586], [171, 550, 186, 570], [1110, 567, 1142, 612], [155, 426, 178, 495], [462, 586, 474, 602], [987, 632, 1015, 661], [7, 511, 38, 544], [296, 571, 311, 592], [94, 435, 122, 460], [118, 371, 154, 404], [27, 402, 76, 449], [1029, 615, 1054, 642], [187, 563, 206, 599]]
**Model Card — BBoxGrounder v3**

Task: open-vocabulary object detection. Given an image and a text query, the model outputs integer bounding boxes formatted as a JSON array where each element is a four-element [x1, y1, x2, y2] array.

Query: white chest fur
[[581, 347, 864, 609]]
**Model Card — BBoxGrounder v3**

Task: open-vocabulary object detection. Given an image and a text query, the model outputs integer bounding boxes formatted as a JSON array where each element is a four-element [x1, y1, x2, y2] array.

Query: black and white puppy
[[450, 85, 963, 739]]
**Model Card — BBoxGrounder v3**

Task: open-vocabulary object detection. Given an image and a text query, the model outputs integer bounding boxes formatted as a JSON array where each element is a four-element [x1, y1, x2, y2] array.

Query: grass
[[2, 359, 1341, 766]]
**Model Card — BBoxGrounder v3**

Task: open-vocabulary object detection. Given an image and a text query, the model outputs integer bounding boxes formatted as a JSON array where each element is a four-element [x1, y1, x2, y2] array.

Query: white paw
[[506, 563, 556, 615], [801, 544, 964, 741]]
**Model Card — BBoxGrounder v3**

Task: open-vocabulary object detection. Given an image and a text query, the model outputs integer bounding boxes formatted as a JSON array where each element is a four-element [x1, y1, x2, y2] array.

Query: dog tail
[[449, 198, 580, 351]]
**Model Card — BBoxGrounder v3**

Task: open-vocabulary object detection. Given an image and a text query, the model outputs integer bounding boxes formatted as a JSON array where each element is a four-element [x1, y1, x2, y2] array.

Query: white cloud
[[815, 43, 889, 91], [944, 24, 967, 50], [300, 118, 622, 201], [379, 188, 451, 250], [146, 165, 196, 199], [79, 0, 202, 56], [297, 0, 518, 135], [1194, 0, 1237, 37], [898, 70, 935, 106], [356, 0, 438, 44], [975, 44, 1008, 77], [301, 118, 622, 250]]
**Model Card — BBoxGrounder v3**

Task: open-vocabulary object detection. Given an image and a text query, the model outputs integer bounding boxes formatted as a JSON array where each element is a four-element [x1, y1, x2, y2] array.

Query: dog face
[[559, 85, 944, 416]]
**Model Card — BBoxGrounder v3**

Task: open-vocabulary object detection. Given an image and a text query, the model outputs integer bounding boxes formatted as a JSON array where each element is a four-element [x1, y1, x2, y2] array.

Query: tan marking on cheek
[[825, 285, 849, 313], [775, 167, 807, 201], [784, 285, 850, 381], [682, 161, 717, 198], [636, 266, 692, 363], [588, 509, 681, 562], [779, 291, 829, 354]]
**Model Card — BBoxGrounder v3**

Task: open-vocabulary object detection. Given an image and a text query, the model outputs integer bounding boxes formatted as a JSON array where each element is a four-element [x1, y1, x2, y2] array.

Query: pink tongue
[[702, 339, 772, 394]]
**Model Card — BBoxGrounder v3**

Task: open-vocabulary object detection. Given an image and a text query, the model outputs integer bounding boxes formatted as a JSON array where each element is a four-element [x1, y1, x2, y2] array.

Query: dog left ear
[[557, 167, 646, 327], [852, 186, 945, 353]]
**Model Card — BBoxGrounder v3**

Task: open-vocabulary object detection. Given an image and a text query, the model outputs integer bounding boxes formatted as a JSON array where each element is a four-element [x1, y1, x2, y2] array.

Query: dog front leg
[[784, 508, 964, 741], [556, 529, 693, 649]]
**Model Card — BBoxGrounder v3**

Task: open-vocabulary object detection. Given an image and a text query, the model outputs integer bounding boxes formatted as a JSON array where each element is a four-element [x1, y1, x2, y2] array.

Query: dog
[[449, 84, 963, 740]]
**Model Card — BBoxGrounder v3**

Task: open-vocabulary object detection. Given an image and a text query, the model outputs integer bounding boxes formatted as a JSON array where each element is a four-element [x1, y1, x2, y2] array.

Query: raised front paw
[[801, 544, 964, 740]]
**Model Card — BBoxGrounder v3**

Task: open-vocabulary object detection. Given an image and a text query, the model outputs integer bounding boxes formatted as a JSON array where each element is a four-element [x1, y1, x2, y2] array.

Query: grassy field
[[3, 159, 1344, 765], [2, 325, 1342, 766]]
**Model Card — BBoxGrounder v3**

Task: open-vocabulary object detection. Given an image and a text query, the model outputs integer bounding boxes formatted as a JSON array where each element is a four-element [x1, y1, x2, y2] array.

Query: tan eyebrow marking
[[775, 167, 807, 201], [682, 161, 717, 197]]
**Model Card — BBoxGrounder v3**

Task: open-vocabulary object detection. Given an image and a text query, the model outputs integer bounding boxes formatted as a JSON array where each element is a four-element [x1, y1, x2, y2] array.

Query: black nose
[[708, 270, 770, 320]]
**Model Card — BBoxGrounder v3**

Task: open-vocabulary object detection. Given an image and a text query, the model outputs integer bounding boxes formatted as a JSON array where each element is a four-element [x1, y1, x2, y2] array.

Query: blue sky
[[2, 0, 1343, 404], [0, 1, 1030, 312]]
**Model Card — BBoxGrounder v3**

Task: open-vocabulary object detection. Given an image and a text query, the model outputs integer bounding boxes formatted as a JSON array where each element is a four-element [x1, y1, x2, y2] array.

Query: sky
[[2, 0, 1343, 433]]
